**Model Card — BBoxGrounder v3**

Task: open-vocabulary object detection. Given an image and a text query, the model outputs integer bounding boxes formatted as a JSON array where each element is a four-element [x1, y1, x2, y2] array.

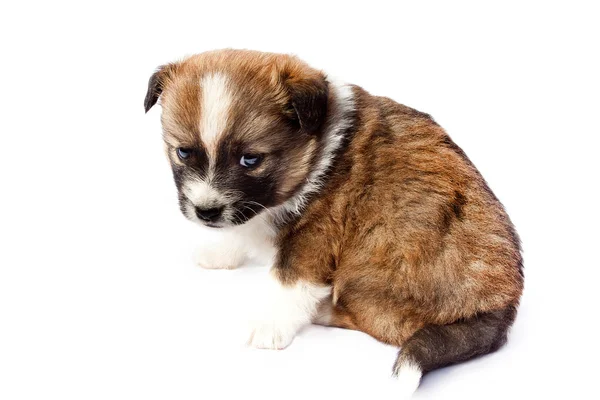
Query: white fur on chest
[[193, 214, 277, 269]]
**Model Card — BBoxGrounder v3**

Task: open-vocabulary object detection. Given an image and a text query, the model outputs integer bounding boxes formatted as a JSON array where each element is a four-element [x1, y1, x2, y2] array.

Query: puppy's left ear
[[283, 71, 329, 134], [144, 64, 177, 113]]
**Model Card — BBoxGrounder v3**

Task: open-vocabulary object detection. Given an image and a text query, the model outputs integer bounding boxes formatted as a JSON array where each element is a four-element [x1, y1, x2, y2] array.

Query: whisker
[[232, 207, 245, 225], [240, 202, 277, 235]]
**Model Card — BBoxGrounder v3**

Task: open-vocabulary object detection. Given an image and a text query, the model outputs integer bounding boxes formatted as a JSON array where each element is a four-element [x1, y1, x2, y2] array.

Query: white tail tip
[[394, 361, 422, 399]]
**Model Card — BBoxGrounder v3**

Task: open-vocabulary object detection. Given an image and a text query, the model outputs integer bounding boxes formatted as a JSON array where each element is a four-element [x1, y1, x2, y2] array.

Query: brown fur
[[276, 87, 523, 345]]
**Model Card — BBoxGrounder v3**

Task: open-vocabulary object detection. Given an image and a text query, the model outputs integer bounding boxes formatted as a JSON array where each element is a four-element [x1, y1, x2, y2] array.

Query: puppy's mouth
[[203, 221, 225, 229]]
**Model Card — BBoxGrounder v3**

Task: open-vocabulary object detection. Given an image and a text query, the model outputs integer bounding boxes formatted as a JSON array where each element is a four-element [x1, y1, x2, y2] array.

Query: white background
[[1, 1, 598, 399]]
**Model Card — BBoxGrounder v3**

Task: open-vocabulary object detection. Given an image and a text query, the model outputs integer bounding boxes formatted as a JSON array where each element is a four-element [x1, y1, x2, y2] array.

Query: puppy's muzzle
[[195, 206, 224, 223]]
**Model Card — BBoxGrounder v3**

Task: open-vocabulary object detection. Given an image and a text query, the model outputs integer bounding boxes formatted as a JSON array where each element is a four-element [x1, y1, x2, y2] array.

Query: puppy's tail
[[392, 304, 518, 397]]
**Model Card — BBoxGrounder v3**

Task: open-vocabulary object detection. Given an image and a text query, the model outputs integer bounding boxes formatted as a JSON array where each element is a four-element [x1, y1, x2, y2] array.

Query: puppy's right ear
[[144, 64, 176, 113]]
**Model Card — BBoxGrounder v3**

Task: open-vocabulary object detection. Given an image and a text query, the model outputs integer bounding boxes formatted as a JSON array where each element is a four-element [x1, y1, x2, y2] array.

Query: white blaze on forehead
[[199, 73, 233, 156]]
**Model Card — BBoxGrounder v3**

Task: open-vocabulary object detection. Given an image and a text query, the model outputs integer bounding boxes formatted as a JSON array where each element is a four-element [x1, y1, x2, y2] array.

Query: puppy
[[144, 49, 523, 396]]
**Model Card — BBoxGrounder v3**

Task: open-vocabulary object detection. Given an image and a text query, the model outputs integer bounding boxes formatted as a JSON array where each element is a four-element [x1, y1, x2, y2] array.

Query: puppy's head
[[145, 50, 329, 228]]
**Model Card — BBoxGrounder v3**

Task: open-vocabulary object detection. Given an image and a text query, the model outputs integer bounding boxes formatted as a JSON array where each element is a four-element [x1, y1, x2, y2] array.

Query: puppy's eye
[[240, 154, 262, 168], [177, 148, 192, 160]]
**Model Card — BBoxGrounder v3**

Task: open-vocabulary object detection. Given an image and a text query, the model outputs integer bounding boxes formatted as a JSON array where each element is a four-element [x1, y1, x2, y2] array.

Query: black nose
[[195, 206, 224, 222]]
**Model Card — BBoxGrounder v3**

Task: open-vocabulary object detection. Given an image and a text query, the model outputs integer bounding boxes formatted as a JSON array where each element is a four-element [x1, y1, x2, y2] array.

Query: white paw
[[247, 320, 297, 350], [245, 275, 331, 350], [192, 244, 245, 270]]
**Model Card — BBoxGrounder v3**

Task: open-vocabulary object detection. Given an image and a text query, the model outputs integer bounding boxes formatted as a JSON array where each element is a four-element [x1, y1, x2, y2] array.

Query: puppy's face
[[145, 50, 329, 228]]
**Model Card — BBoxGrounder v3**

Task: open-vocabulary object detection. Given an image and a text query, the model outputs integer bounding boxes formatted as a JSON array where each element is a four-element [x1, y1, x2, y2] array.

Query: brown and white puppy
[[144, 49, 523, 397]]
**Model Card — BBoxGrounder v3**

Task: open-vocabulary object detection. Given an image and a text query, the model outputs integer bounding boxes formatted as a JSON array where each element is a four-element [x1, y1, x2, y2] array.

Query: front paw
[[247, 321, 297, 350], [192, 244, 245, 270]]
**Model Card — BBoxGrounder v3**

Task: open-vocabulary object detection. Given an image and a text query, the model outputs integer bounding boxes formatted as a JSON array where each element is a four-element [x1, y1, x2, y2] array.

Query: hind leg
[[313, 296, 359, 330]]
